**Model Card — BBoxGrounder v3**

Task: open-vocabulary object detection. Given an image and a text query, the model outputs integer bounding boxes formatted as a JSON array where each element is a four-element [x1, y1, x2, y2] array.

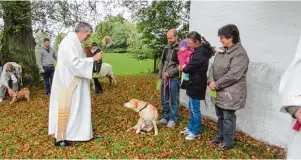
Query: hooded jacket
[[183, 42, 213, 99]]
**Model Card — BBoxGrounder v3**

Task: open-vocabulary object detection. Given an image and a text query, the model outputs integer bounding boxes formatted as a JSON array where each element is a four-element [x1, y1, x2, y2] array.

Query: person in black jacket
[[91, 42, 103, 94], [178, 31, 213, 140]]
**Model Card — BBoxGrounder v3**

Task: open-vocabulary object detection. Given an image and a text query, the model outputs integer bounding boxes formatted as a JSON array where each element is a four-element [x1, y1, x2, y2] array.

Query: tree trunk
[[0, 1, 38, 84], [153, 54, 159, 73]]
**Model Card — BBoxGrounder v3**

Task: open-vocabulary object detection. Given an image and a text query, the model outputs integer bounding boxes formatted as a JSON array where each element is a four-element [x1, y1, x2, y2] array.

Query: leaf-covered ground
[[0, 74, 285, 159]]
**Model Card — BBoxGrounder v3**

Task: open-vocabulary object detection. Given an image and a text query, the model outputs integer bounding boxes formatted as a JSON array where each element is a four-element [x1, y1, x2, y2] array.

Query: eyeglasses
[[219, 36, 226, 40]]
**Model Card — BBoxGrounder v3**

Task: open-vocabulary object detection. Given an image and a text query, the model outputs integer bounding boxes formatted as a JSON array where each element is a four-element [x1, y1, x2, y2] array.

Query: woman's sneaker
[[157, 118, 168, 125], [185, 133, 199, 140], [179, 128, 190, 135], [167, 120, 176, 128]]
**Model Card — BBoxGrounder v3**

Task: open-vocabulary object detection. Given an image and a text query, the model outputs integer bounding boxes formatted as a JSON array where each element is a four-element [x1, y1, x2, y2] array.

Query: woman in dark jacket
[[179, 31, 213, 140], [208, 24, 249, 150]]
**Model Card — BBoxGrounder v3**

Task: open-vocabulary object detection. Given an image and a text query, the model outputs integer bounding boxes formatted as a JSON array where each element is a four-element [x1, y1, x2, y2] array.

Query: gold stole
[[56, 75, 81, 142]]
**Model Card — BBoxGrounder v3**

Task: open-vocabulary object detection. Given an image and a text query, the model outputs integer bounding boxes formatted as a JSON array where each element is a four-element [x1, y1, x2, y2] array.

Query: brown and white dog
[[10, 88, 30, 104], [124, 99, 159, 135]]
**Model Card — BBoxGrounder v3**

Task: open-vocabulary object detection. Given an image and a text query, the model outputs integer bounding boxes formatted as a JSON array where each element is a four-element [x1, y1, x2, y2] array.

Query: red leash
[[163, 76, 171, 104], [293, 121, 301, 131]]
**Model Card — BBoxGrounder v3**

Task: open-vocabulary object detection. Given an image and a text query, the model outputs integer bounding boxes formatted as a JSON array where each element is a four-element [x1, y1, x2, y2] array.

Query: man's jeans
[[187, 97, 202, 135], [160, 79, 179, 122], [43, 65, 55, 95], [214, 105, 236, 147]]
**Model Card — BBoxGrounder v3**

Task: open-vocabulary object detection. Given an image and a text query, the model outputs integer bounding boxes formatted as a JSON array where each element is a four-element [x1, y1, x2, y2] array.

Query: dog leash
[[163, 76, 171, 104]]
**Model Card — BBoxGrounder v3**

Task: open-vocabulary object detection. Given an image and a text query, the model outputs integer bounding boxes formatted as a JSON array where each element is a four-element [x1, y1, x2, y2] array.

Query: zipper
[[225, 92, 233, 100]]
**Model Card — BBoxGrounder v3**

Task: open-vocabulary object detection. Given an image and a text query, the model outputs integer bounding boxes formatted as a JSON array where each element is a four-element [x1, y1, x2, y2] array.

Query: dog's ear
[[130, 99, 139, 109]]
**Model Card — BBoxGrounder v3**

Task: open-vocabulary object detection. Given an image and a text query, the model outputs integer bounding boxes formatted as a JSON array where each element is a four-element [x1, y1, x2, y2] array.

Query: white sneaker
[[167, 120, 176, 128], [157, 118, 168, 125], [185, 133, 199, 140], [0, 99, 2, 103], [179, 128, 190, 135]]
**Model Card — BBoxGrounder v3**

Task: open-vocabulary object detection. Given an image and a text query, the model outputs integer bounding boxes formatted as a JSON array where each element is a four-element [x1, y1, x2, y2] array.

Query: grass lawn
[[35, 51, 154, 75], [1, 53, 285, 158], [103, 53, 153, 75]]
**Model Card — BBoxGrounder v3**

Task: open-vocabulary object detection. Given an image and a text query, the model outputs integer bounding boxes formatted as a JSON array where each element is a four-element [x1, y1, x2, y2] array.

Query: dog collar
[[139, 103, 148, 112]]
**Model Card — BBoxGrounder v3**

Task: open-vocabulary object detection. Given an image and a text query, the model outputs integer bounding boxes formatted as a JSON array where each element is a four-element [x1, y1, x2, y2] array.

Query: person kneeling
[[0, 62, 22, 103]]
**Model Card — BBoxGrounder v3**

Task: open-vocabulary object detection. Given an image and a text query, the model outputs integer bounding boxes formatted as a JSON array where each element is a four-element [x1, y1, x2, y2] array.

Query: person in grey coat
[[208, 24, 249, 150], [38, 38, 57, 96]]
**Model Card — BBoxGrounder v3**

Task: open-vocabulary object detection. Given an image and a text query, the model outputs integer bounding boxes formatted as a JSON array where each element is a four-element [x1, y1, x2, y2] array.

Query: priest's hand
[[93, 51, 103, 61], [294, 107, 301, 123]]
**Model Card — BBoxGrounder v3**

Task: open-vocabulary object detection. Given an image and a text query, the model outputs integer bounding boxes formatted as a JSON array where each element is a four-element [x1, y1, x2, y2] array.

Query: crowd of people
[[157, 25, 249, 150], [43, 22, 250, 149], [0, 21, 299, 158]]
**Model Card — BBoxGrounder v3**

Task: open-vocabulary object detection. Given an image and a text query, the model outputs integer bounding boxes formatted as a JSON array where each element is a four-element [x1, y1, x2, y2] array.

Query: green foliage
[[89, 15, 154, 60], [34, 32, 50, 48], [110, 21, 128, 48], [53, 32, 66, 52], [0, 1, 32, 34], [125, 0, 191, 71], [30, 0, 103, 34], [86, 15, 138, 52], [127, 33, 154, 60], [107, 48, 128, 53], [92, 15, 128, 49]]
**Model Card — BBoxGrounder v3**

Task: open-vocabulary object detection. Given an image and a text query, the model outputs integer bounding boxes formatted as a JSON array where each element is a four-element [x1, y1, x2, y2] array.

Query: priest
[[279, 35, 301, 159], [48, 22, 103, 147]]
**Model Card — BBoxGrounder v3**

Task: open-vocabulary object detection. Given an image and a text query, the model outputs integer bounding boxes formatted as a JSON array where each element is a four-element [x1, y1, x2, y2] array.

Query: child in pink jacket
[[177, 40, 193, 88]]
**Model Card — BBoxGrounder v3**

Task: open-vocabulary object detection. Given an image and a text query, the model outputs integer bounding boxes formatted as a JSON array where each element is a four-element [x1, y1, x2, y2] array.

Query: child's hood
[[200, 41, 213, 59]]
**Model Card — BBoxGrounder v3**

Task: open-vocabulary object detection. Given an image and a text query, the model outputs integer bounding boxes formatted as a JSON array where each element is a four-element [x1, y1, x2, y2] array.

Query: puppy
[[124, 99, 159, 135], [10, 88, 30, 104]]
